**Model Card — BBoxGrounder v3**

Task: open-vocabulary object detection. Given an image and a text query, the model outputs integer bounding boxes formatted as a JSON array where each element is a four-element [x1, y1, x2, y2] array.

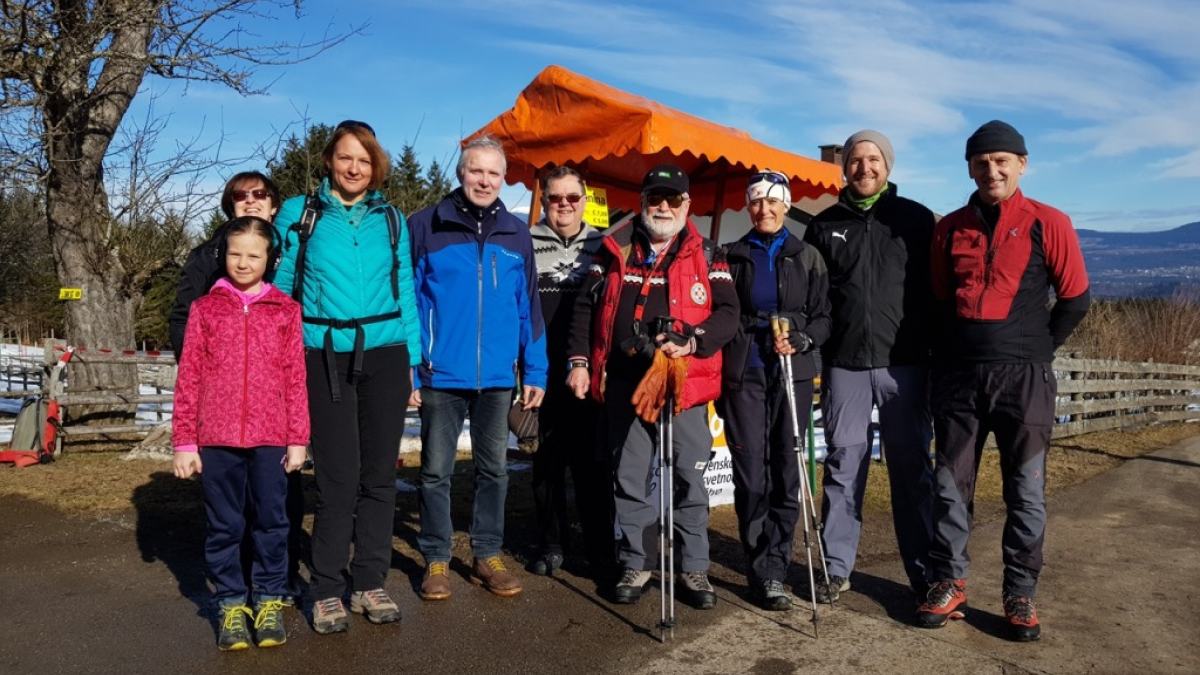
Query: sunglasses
[[749, 170, 789, 186], [232, 189, 272, 202], [547, 193, 583, 205], [336, 119, 376, 136], [645, 193, 687, 208]]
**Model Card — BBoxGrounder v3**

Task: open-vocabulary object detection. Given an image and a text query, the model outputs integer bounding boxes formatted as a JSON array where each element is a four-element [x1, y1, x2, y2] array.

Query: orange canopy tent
[[465, 65, 842, 237]]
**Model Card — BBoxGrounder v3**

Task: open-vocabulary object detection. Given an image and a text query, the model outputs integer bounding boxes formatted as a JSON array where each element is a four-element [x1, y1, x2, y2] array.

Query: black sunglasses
[[646, 193, 687, 208], [547, 193, 584, 205], [336, 119, 376, 136], [749, 170, 788, 186], [232, 189, 272, 202]]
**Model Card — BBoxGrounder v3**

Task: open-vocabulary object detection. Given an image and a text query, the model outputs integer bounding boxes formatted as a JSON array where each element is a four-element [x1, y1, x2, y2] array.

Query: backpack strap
[[382, 204, 401, 301], [289, 190, 323, 304]]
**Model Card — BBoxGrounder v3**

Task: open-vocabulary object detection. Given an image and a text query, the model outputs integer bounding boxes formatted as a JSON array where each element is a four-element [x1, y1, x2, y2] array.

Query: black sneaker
[[530, 551, 564, 577], [216, 602, 253, 651], [815, 574, 850, 604], [612, 568, 651, 604], [253, 597, 287, 647], [755, 578, 792, 612], [679, 571, 717, 610], [1003, 594, 1041, 642]]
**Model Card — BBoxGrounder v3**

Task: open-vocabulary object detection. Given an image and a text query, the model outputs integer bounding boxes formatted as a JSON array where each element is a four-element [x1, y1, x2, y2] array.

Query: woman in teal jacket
[[273, 121, 420, 634]]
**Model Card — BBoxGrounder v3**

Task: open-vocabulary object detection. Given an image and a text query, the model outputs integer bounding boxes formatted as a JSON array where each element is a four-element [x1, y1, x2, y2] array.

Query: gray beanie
[[842, 129, 894, 173], [965, 120, 1027, 159]]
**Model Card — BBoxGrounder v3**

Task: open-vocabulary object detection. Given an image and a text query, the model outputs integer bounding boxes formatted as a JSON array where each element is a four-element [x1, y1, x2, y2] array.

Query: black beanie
[[965, 120, 1027, 160]]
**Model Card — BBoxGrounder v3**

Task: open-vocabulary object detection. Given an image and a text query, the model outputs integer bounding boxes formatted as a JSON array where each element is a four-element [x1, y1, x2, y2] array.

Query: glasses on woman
[[336, 119, 376, 136], [646, 193, 687, 208], [748, 170, 789, 186], [547, 193, 583, 205], [232, 189, 272, 202]]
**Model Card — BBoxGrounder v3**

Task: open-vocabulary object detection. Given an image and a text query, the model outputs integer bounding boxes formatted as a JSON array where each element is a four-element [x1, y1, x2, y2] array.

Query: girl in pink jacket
[[172, 216, 308, 651]]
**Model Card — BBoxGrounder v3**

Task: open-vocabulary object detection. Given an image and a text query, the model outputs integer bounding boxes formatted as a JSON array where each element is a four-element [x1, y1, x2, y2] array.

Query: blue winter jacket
[[272, 179, 421, 366], [407, 190, 548, 389]]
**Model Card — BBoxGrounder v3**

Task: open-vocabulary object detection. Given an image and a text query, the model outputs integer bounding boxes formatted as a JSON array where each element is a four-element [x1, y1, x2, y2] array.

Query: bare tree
[[0, 1, 355, 411]]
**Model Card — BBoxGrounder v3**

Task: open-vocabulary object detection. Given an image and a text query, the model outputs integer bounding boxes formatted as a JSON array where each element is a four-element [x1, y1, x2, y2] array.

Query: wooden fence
[[5, 341, 1199, 448]]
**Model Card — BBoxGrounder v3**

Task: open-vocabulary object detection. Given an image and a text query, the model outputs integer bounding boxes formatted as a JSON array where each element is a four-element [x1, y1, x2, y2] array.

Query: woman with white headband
[[717, 170, 832, 610]]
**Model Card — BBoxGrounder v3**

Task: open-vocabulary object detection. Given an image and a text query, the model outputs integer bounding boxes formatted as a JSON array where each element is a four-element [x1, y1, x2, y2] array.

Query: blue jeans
[[417, 387, 512, 561]]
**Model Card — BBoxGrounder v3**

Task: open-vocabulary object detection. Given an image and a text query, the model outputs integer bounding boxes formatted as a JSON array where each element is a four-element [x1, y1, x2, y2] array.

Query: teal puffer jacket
[[273, 179, 421, 366]]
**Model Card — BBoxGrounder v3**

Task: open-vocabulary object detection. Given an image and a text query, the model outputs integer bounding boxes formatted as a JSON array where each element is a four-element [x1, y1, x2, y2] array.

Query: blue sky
[[131, 0, 1200, 232]]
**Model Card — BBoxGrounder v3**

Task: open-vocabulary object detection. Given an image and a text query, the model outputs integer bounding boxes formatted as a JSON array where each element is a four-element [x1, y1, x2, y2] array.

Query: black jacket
[[721, 229, 832, 388], [168, 223, 231, 359], [804, 183, 936, 368]]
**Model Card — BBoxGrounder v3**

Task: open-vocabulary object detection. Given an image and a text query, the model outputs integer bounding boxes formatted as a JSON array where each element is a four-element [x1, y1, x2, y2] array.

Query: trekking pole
[[771, 315, 833, 637], [657, 394, 676, 642]]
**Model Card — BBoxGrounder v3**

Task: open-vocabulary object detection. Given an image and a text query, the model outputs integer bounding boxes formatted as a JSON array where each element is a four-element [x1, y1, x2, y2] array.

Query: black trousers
[[720, 368, 814, 583], [531, 385, 613, 568], [306, 344, 411, 601], [928, 362, 1055, 597]]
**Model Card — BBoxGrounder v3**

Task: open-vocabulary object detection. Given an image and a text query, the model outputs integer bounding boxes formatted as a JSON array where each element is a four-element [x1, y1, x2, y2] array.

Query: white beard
[[644, 215, 685, 242]]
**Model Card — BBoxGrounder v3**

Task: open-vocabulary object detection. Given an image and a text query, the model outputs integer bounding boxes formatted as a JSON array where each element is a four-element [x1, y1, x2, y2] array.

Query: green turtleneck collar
[[846, 183, 889, 212]]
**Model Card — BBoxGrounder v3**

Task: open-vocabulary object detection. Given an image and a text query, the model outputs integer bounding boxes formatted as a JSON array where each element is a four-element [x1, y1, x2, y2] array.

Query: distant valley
[[1075, 221, 1200, 297]]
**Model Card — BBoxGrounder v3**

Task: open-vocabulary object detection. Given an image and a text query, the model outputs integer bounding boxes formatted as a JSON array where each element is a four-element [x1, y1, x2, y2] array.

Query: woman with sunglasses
[[272, 121, 421, 635], [718, 170, 831, 611], [170, 171, 282, 358]]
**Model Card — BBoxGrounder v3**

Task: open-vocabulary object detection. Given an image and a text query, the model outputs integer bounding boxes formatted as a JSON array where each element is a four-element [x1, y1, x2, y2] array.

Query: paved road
[[2, 436, 1197, 674]]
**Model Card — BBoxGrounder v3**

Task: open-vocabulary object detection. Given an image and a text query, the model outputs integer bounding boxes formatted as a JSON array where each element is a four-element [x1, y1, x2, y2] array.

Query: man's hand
[[567, 367, 590, 399], [657, 334, 695, 359], [173, 451, 202, 479], [409, 388, 422, 408], [521, 385, 545, 410], [284, 445, 307, 473], [773, 332, 796, 356]]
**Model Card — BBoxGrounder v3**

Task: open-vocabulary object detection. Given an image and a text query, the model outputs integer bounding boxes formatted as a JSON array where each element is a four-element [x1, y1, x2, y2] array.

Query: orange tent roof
[[466, 65, 843, 216]]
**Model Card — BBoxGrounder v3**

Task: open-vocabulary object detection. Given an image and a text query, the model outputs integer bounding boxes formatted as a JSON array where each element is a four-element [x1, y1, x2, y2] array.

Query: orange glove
[[631, 350, 670, 423], [669, 356, 689, 414]]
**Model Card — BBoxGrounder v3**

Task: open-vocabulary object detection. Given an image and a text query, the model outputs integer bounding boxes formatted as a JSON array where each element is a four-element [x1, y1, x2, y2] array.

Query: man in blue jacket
[[407, 135, 548, 600]]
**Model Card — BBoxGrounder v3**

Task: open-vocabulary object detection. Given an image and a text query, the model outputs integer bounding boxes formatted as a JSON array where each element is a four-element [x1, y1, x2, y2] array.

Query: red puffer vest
[[589, 220, 722, 409], [172, 280, 310, 450]]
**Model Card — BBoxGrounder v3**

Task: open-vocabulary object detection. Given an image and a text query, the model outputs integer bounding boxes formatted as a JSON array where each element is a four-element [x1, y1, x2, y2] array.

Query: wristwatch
[[569, 358, 589, 369]]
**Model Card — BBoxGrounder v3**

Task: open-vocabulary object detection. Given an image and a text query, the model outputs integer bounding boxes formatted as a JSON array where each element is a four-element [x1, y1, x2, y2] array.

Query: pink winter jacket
[[173, 280, 309, 451]]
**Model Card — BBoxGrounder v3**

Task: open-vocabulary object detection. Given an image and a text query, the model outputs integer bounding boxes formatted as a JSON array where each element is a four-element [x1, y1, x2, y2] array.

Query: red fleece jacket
[[172, 280, 309, 452]]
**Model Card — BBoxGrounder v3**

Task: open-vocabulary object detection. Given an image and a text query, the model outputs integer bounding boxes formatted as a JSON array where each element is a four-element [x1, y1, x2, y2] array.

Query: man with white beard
[[567, 164, 739, 607]]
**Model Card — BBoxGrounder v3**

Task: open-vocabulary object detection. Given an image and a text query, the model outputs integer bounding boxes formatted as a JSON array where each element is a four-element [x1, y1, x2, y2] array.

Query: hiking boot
[[472, 556, 523, 597], [216, 602, 253, 651], [420, 561, 453, 601], [612, 568, 651, 604], [815, 574, 850, 604], [311, 597, 350, 635], [1003, 595, 1041, 642], [915, 579, 968, 628], [253, 597, 287, 647], [755, 578, 792, 612], [530, 551, 564, 577], [680, 571, 717, 610], [350, 588, 401, 625]]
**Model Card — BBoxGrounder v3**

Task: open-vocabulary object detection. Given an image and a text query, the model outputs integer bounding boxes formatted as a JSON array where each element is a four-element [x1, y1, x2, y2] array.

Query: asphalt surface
[[1, 436, 1198, 674]]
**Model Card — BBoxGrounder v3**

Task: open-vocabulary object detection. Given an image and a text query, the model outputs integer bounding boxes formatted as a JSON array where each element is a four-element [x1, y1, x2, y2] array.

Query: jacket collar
[[603, 216, 703, 259], [210, 279, 286, 305], [834, 180, 899, 214], [433, 188, 517, 234], [530, 219, 602, 246], [727, 227, 804, 261]]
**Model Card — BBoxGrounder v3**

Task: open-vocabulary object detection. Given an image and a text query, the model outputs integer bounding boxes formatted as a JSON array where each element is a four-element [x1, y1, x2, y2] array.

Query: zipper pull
[[244, 304, 249, 315]]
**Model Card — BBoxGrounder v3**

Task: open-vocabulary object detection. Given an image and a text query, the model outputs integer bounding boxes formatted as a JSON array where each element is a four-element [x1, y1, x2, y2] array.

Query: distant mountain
[[1075, 221, 1200, 297]]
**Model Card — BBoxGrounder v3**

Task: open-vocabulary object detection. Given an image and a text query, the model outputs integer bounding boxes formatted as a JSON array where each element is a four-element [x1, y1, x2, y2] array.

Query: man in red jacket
[[918, 120, 1090, 642], [568, 164, 738, 608]]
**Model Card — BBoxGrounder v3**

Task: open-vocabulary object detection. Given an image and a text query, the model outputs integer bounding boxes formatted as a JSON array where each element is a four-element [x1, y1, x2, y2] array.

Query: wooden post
[[1069, 352, 1083, 423], [527, 179, 542, 227]]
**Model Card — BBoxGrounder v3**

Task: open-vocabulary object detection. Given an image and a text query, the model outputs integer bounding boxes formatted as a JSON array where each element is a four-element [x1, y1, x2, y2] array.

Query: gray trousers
[[820, 365, 933, 590], [605, 376, 713, 573]]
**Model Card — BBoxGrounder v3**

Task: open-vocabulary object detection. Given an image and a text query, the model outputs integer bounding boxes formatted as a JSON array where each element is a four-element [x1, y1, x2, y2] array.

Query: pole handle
[[770, 313, 789, 340]]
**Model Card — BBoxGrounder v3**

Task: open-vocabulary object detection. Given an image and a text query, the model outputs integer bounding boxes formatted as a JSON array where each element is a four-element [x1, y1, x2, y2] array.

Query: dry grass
[[1065, 290, 1200, 364]]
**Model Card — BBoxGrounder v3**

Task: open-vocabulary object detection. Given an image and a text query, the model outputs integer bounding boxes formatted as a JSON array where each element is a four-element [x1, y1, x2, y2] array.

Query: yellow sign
[[584, 186, 610, 228], [58, 288, 83, 301]]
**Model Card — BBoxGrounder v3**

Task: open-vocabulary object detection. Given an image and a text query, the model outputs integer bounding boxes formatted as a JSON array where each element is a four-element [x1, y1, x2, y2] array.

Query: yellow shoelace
[[429, 561, 449, 576], [222, 604, 252, 632], [254, 599, 286, 630], [483, 557, 507, 572]]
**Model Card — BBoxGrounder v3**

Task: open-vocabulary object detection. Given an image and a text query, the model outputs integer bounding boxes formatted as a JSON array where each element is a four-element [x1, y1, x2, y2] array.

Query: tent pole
[[709, 168, 727, 241], [528, 179, 542, 227]]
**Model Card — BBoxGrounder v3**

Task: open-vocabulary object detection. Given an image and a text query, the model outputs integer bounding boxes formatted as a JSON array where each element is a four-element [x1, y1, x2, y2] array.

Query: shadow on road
[[131, 471, 209, 619]]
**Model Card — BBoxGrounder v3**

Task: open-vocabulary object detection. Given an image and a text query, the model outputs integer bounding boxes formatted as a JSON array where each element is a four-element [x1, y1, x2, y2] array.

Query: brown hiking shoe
[[419, 561, 452, 601], [472, 556, 523, 597]]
